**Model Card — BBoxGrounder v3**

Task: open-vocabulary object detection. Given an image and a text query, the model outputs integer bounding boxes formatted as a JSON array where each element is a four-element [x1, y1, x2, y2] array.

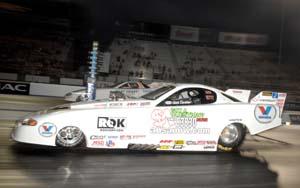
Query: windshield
[[141, 85, 175, 100]]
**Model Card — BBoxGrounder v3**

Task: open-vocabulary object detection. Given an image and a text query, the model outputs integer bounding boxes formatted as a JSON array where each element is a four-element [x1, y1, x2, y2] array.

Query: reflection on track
[[0, 128, 277, 188]]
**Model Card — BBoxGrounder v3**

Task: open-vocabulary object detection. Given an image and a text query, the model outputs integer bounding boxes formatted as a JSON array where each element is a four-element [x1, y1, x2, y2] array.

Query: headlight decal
[[21, 118, 38, 126]]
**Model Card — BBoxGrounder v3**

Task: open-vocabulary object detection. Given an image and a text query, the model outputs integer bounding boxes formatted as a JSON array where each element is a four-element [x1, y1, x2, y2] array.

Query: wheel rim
[[220, 124, 239, 145], [56, 126, 83, 147]]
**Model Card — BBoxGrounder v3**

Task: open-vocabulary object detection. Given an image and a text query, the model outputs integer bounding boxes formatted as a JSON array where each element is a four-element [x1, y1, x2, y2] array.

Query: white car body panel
[[12, 84, 284, 152]]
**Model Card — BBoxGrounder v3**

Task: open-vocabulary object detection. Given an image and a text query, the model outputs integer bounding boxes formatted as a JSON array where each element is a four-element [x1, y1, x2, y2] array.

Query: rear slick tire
[[218, 123, 245, 152]]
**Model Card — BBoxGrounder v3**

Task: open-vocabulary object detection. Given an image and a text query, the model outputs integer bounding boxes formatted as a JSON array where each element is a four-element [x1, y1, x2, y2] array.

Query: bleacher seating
[[1, 34, 300, 103]]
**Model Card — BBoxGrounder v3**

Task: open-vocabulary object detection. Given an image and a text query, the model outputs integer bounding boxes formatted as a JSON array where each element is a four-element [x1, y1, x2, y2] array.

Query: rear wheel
[[218, 123, 245, 152], [56, 126, 85, 148]]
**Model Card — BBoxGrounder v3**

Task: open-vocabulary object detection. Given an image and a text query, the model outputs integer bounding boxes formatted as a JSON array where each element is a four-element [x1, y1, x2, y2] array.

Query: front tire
[[56, 126, 85, 148], [218, 123, 245, 152]]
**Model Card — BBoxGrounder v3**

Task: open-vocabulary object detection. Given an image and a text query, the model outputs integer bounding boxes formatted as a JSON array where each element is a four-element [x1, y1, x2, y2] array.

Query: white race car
[[64, 81, 156, 102], [11, 84, 287, 152]]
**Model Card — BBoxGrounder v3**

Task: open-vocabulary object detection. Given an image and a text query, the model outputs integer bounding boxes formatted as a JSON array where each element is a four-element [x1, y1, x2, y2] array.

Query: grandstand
[[1, 22, 300, 104]]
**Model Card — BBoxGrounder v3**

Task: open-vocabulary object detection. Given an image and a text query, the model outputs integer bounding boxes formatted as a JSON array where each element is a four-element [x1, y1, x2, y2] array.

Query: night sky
[[1, 0, 300, 64]]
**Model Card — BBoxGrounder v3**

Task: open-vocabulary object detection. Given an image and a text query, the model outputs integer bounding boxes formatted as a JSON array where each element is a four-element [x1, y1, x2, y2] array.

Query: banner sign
[[218, 32, 268, 46], [170, 25, 199, 42], [0, 81, 30, 95]]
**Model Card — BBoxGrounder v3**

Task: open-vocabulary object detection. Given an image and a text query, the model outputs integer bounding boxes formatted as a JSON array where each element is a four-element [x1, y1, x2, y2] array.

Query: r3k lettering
[[97, 117, 126, 128]]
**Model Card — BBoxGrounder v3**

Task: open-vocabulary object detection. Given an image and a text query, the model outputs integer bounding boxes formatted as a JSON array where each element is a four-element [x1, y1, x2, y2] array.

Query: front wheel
[[218, 123, 245, 152], [56, 126, 85, 148]]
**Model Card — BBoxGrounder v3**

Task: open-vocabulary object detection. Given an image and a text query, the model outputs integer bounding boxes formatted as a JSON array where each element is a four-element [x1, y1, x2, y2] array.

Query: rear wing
[[250, 91, 287, 115]]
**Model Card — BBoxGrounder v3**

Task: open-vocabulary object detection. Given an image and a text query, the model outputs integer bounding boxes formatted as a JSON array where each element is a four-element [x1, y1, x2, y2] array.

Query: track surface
[[0, 127, 277, 188]]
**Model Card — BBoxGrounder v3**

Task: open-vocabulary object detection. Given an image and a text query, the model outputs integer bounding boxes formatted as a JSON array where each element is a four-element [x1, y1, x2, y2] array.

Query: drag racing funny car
[[11, 83, 287, 152]]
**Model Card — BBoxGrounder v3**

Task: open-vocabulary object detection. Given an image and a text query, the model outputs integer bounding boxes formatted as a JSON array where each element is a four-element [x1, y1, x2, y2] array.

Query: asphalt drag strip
[[0, 127, 277, 188]]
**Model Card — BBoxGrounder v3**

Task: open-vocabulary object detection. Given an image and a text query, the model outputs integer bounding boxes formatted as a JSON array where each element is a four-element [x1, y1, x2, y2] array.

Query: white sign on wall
[[170, 25, 199, 42], [219, 32, 268, 46]]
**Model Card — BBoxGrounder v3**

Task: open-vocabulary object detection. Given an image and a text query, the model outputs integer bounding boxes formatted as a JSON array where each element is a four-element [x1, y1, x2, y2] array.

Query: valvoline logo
[[43, 125, 53, 132], [38, 122, 57, 137], [258, 106, 272, 116], [255, 105, 276, 123]]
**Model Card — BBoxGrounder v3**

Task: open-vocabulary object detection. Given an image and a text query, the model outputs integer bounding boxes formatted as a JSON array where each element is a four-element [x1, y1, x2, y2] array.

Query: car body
[[12, 83, 286, 152], [64, 81, 156, 102]]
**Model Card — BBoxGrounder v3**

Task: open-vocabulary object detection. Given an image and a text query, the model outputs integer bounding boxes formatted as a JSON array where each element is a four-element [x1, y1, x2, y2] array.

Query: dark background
[[1, 0, 300, 64]]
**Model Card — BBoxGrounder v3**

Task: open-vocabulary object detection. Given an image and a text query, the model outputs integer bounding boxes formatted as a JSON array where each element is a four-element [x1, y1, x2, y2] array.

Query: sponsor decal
[[259, 99, 276, 103], [232, 90, 242, 94], [120, 135, 132, 140], [170, 108, 205, 118], [196, 118, 208, 122], [132, 135, 146, 139], [109, 103, 123, 107], [127, 102, 139, 107], [124, 90, 138, 94], [120, 135, 146, 140], [279, 93, 287, 98], [90, 135, 106, 140], [94, 103, 107, 108], [108, 135, 118, 139], [160, 140, 173, 144], [92, 140, 104, 146], [262, 91, 272, 97], [277, 99, 285, 110], [204, 145, 216, 150], [151, 127, 210, 134], [151, 109, 168, 128], [173, 140, 184, 149], [229, 118, 242, 122], [151, 108, 209, 134], [106, 140, 115, 147], [140, 102, 151, 106], [97, 117, 127, 132], [159, 145, 170, 150], [272, 92, 278, 99], [173, 145, 183, 149], [168, 118, 197, 127], [254, 105, 276, 123], [186, 140, 217, 145], [0, 81, 30, 95], [38, 122, 57, 137], [175, 140, 184, 145]]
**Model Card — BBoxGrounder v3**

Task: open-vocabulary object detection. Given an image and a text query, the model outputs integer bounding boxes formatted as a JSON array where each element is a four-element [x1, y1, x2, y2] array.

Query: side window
[[129, 82, 139, 89], [159, 88, 217, 106]]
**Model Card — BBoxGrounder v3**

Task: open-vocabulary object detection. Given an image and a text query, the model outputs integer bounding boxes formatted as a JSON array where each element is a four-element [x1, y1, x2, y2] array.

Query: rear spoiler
[[250, 91, 287, 115], [225, 89, 287, 115], [224, 89, 251, 103]]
